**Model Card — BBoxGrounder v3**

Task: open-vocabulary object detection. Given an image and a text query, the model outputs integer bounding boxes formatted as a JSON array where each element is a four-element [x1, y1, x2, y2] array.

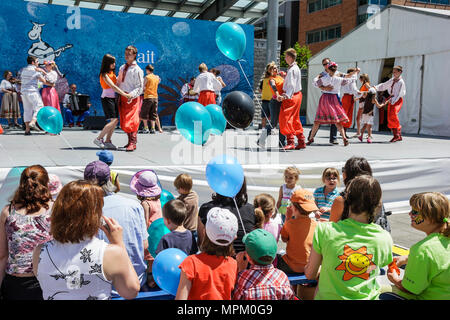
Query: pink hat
[[48, 174, 62, 196], [205, 207, 238, 246], [130, 170, 162, 198]]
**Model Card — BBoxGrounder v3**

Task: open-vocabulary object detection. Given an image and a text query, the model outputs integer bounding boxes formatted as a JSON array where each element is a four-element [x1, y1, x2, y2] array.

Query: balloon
[[152, 248, 188, 296], [147, 218, 171, 258], [160, 189, 175, 209], [222, 91, 254, 129], [36, 106, 63, 134], [206, 154, 244, 198], [215, 22, 246, 61], [205, 104, 227, 135], [175, 101, 212, 145]]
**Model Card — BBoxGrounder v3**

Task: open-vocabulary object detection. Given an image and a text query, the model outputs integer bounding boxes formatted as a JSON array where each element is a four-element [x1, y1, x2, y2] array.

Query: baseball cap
[[84, 160, 111, 185], [290, 189, 319, 212], [96, 150, 114, 165], [205, 207, 238, 246], [243, 229, 277, 265]]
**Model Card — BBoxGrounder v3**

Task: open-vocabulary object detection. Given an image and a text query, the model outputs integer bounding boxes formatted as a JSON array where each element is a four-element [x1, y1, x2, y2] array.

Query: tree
[[280, 42, 312, 69]]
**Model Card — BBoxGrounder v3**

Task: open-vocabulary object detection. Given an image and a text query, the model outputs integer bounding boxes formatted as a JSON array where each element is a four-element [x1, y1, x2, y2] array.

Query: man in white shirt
[[374, 65, 406, 142], [116, 45, 144, 152], [193, 63, 222, 106], [277, 48, 305, 150], [20, 55, 51, 135]]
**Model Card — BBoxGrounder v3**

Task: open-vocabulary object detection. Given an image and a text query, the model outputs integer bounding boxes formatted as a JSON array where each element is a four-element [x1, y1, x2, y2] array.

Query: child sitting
[[313, 168, 340, 221], [97, 150, 120, 193], [233, 229, 294, 300], [155, 199, 198, 256], [278, 189, 318, 274], [130, 169, 162, 228], [176, 207, 238, 300], [174, 173, 199, 237], [277, 166, 302, 223], [254, 193, 282, 242]]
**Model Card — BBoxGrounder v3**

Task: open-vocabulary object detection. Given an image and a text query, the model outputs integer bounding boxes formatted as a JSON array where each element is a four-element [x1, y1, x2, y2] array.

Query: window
[[306, 25, 341, 44], [307, 0, 342, 13]]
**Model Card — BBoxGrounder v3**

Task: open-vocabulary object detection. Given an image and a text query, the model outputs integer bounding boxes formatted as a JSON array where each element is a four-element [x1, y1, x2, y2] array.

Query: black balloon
[[222, 91, 255, 129]]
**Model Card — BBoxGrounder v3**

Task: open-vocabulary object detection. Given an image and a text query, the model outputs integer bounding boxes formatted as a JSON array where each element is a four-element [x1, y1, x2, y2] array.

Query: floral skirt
[[315, 93, 349, 124]]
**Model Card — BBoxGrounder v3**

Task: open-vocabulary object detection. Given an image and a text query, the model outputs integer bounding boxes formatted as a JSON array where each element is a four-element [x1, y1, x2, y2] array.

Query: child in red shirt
[[176, 207, 238, 300]]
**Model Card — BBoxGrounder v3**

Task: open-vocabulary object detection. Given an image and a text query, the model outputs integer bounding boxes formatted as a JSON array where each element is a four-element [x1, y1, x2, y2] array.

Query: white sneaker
[[93, 138, 105, 149], [257, 130, 267, 148], [29, 123, 42, 131], [103, 142, 117, 150]]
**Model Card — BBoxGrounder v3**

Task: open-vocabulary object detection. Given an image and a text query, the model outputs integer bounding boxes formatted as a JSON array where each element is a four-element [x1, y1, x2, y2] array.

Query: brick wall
[[298, 1, 358, 55], [391, 0, 450, 10]]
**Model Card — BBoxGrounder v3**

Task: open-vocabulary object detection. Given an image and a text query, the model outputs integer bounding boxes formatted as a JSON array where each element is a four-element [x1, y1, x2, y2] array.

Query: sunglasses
[[323, 63, 328, 66]]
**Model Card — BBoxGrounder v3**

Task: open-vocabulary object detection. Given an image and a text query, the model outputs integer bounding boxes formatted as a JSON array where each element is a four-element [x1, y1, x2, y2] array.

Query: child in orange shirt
[[140, 64, 161, 134], [176, 207, 238, 300], [277, 189, 318, 274]]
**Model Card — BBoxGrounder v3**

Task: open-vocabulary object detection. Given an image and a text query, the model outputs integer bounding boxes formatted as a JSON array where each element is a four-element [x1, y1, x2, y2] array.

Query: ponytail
[[254, 208, 265, 229]]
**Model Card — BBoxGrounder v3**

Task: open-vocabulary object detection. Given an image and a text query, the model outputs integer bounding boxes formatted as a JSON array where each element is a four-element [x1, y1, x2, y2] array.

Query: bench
[[112, 273, 317, 300]]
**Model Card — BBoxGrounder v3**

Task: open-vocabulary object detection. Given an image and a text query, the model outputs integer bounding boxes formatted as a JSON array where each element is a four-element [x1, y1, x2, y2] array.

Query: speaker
[[83, 116, 107, 130]]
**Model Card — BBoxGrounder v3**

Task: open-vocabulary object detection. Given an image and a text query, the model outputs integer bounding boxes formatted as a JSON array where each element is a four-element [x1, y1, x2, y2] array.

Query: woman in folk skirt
[[0, 71, 21, 128], [308, 62, 360, 147]]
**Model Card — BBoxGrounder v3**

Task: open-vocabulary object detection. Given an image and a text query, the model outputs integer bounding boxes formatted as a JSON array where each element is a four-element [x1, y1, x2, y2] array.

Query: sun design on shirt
[[335, 245, 376, 281]]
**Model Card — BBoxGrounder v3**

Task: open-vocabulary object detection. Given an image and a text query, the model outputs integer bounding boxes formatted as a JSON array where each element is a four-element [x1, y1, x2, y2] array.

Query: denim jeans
[[266, 99, 286, 146]]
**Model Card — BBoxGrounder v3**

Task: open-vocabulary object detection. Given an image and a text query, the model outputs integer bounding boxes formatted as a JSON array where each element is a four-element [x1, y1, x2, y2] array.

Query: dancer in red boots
[[278, 48, 305, 150], [374, 66, 406, 142], [117, 45, 144, 152]]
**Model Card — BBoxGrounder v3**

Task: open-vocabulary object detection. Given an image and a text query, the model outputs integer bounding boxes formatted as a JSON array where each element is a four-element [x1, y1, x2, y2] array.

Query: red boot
[[295, 133, 306, 150], [123, 133, 131, 149], [390, 129, 398, 142], [283, 135, 295, 150], [126, 132, 137, 152]]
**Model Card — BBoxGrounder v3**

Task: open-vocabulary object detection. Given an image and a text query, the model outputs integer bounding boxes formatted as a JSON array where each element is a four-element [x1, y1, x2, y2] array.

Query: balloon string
[[233, 197, 247, 237]]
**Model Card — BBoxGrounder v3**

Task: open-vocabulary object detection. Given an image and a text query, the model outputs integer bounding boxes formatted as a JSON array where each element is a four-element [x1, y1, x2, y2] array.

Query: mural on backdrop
[[0, 0, 254, 126]]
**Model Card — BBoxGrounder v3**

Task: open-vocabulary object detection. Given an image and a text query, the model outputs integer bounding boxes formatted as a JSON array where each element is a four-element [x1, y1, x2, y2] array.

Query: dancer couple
[[94, 45, 143, 152], [257, 48, 306, 150]]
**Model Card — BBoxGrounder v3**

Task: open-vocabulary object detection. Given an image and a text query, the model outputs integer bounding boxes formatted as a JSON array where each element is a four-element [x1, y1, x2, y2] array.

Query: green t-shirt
[[313, 219, 393, 300], [400, 233, 450, 300]]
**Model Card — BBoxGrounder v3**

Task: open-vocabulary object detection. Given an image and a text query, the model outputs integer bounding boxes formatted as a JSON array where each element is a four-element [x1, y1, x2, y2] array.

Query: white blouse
[[44, 70, 58, 85], [0, 79, 13, 92], [314, 73, 350, 95], [193, 72, 222, 93]]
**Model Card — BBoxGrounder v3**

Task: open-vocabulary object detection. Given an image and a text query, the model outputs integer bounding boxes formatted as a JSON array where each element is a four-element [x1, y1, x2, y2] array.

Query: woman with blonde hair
[[381, 192, 450, 300], [33, 180, 140, 300], [41, 61, 61, 113]]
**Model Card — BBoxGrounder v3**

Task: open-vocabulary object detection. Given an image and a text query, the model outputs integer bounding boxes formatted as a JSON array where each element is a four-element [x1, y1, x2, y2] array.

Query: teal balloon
[[147, 218, 170, 258], [215, 22, 246, 61], [205, 104, 227, 135], [175, 102, 212, 145], [152, 248, 188, 296], [206, 154, 244, 198], [160, 189, 175, 208], [37, 106, 63, 134]]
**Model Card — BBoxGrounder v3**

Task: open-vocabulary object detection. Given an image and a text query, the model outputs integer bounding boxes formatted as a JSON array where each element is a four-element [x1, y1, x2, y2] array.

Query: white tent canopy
[[306, 5, 450, 137]]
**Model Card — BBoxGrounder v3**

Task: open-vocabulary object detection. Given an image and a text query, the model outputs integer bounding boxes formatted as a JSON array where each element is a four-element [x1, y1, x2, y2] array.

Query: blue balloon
[[160, 189, 175, 209], [206, 154, 244, 198], [205, 104, 227, 135], [216, 22, 247, 61], [37, 106, 63, 134], [152, 248, 188, 296], [147, 218, 171, 258], [175, 102, 212, 145]]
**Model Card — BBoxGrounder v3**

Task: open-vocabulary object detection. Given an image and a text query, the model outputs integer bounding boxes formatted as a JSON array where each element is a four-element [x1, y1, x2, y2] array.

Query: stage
[[1, 125, 450, 249]]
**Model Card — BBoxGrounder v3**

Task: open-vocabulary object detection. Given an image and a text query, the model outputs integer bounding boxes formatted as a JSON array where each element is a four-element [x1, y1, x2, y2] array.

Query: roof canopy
[[33, 0, 276, 24]]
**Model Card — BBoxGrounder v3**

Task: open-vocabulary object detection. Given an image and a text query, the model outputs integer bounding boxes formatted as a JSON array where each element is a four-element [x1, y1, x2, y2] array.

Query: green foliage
[[280, 42, 312, 69]]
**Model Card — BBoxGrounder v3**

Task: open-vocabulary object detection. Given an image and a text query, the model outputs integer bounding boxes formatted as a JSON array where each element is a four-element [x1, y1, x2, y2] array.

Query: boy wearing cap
[[233, 229, 295, 300], [97, 150, 120, 193], [176, 207, 238, 300], [278, 189, 318, 274]]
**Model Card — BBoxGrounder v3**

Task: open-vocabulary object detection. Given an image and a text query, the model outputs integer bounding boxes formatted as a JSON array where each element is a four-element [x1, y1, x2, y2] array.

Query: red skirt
[[315, 93, 349, 124], [279, 92, 303, 136], [119, 95, 141, 133], [198, 90, 216, 106], [341, 94, 354, 129], [41, 87, 61, 112]]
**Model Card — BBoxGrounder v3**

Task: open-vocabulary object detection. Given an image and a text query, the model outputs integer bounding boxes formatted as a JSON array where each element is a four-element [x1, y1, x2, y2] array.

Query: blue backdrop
[[0, 0, 254, 125]]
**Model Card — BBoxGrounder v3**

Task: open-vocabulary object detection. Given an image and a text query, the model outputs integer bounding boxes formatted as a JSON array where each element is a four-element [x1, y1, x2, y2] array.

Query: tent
[[306, 5, 450, 136]]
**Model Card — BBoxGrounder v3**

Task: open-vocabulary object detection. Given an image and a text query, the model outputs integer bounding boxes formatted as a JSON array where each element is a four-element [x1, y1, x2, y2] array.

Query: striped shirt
[[233, 264, 294, 300], [313, 186, 340, 220]]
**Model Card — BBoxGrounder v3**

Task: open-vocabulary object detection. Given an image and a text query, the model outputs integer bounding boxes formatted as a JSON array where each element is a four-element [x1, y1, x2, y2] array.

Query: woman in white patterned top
[[33, 180, 140, 300]]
